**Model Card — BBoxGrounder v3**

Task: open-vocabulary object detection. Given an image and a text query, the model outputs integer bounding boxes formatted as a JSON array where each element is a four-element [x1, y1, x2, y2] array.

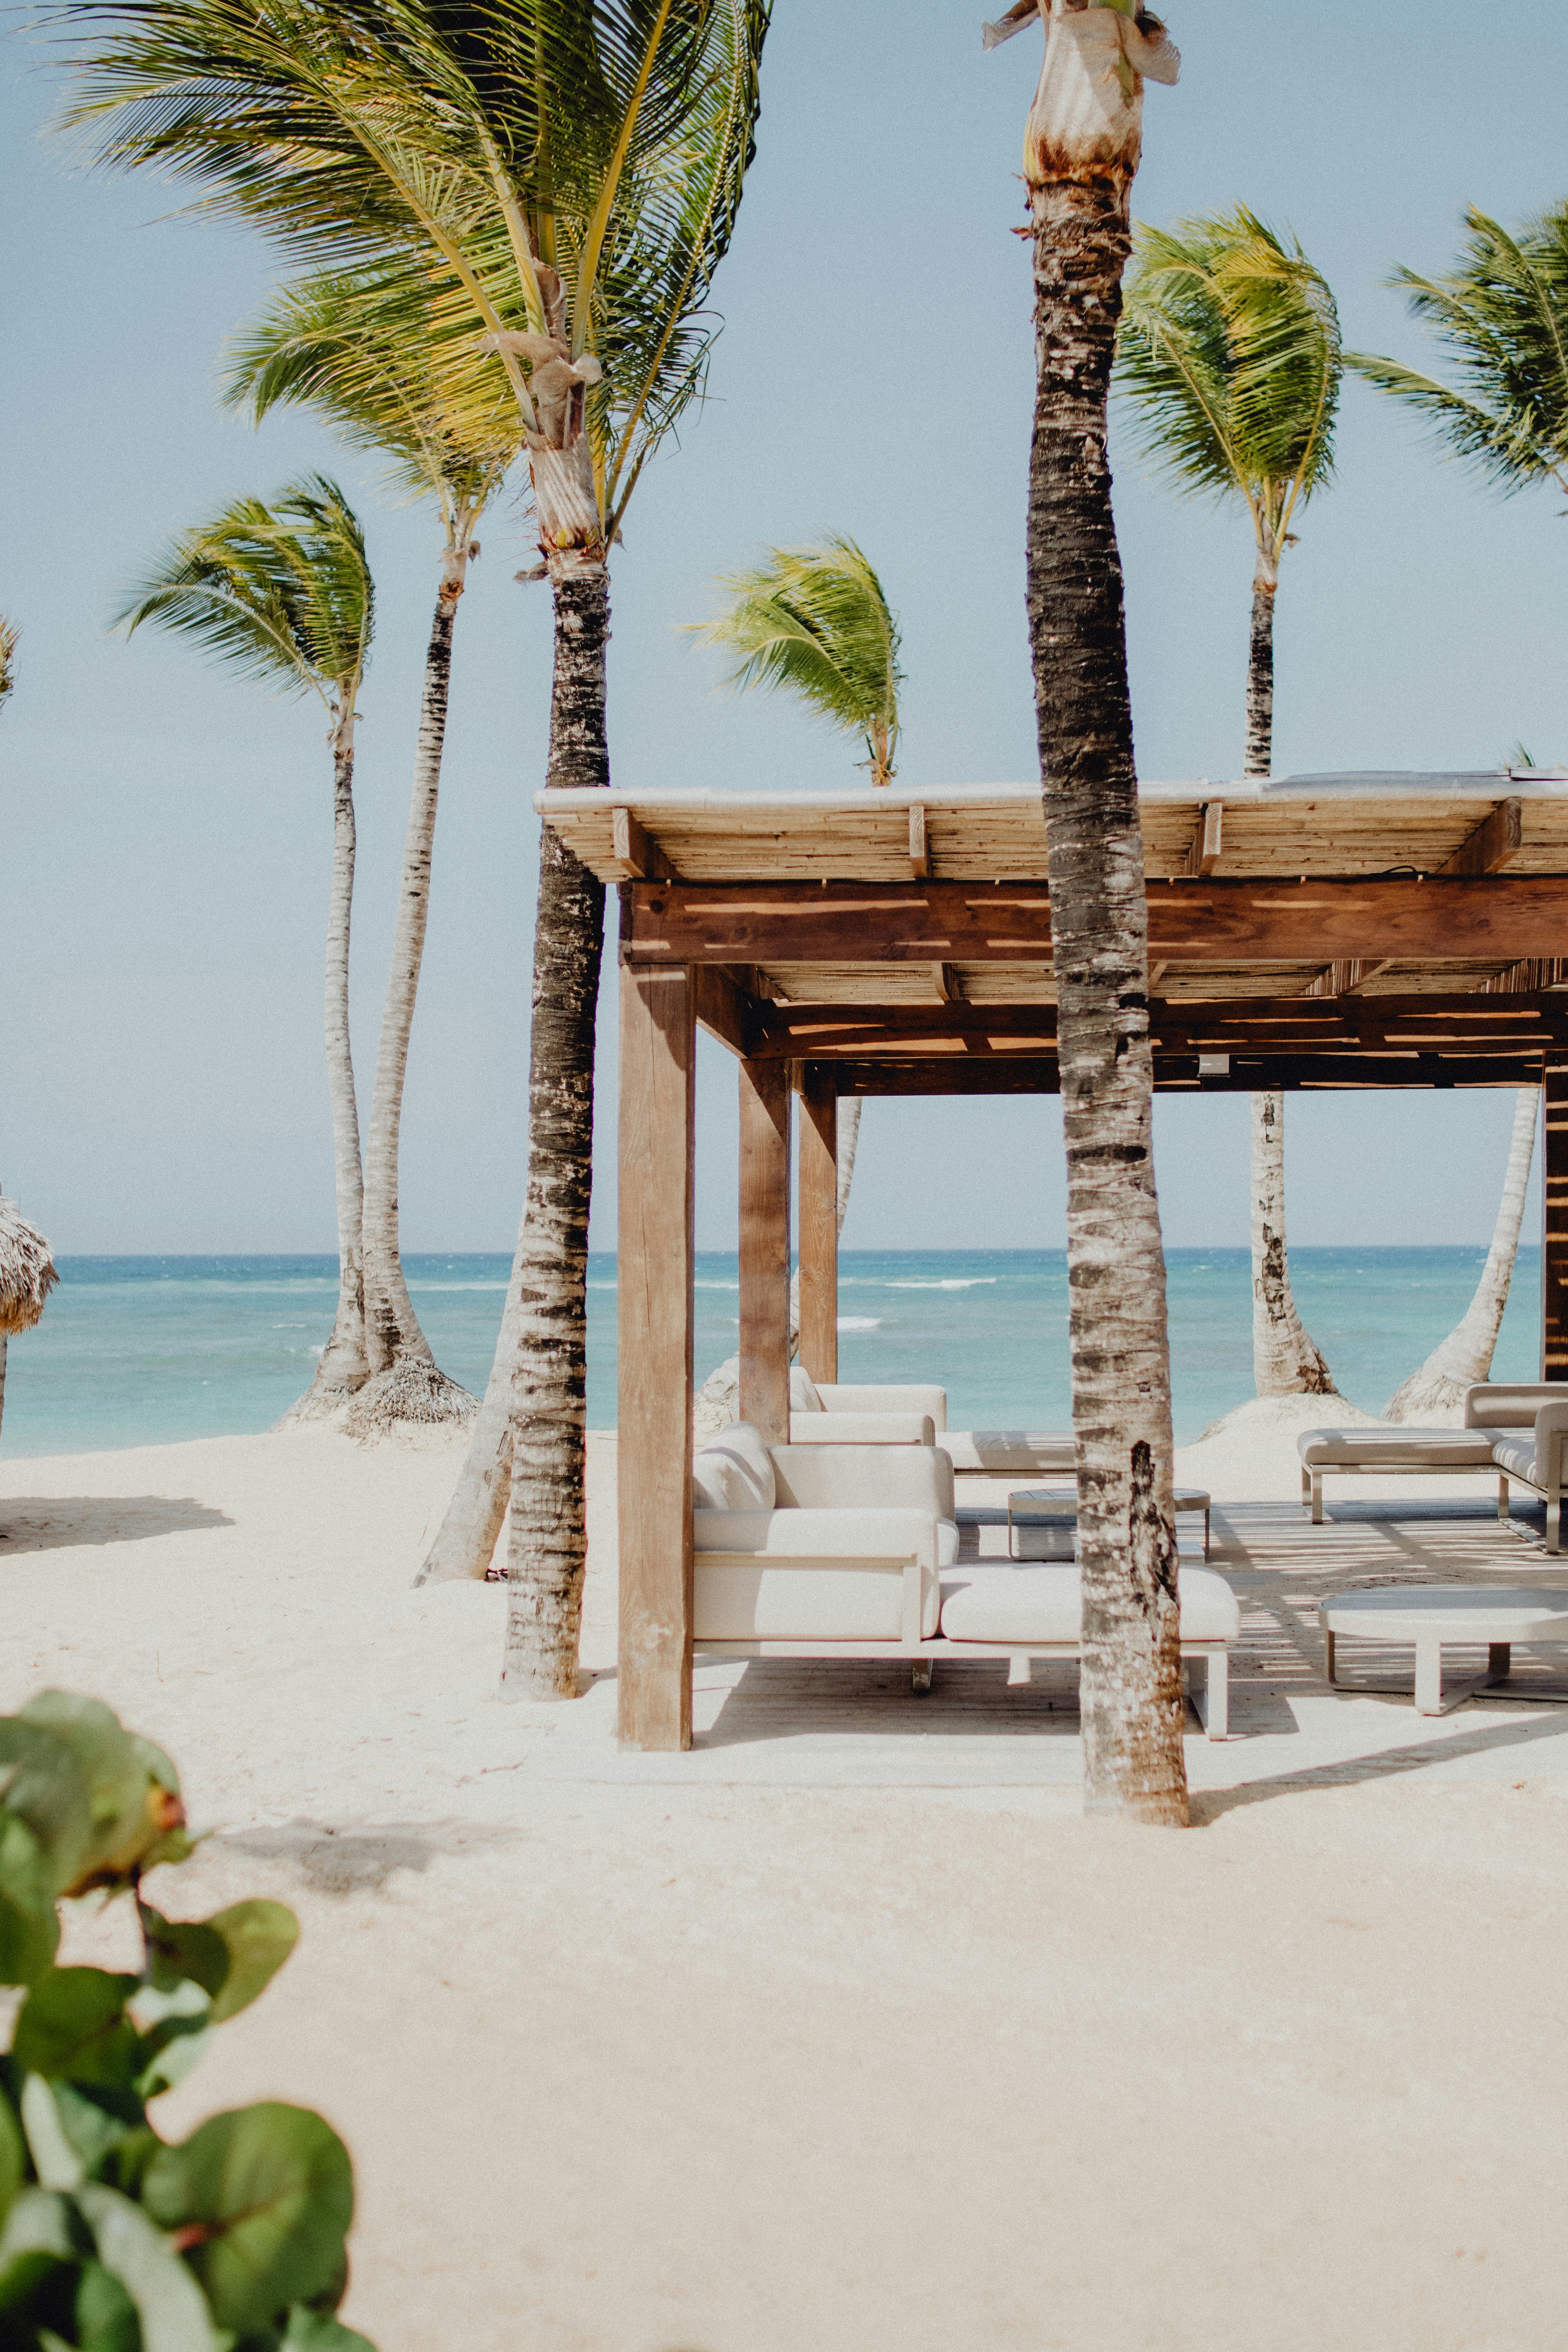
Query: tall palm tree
[[64, 0, 773, 1693], [1116, 207, 1344, 1404], [1386, 1087, 1538, 1423], [228, 268, 521, 1432], [687, 536, 904, 784], [0, 617, 17, 710], [116, 479, 375, 1415], [994, 0, 1187, 1823]]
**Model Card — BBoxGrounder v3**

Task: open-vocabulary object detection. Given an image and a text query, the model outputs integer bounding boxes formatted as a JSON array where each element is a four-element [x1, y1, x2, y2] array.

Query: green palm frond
[[116, 475, 373, 717], [1116, 206, 1341, 547], [0, 617, 17, 710], [225, 263, 521, 522], [1348, 205, 1568, 496], [689, 536, 903, 784], [61, 0, 771, 537]]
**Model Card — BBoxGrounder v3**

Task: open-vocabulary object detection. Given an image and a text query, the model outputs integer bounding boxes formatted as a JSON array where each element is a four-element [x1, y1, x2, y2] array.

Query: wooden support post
[[1543, 1064, 1568, 1379], [798, 1071, 839, 1385], [618, 962, 695, 1752], [738, 1058, 792, 1442]]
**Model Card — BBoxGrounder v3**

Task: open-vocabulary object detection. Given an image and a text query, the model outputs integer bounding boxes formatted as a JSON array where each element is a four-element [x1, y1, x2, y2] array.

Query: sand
[[3, 1421, 1567, 2352]]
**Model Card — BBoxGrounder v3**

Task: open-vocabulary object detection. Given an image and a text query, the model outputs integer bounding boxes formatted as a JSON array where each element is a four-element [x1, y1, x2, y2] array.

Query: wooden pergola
[[539, 773, 1568, 1751]]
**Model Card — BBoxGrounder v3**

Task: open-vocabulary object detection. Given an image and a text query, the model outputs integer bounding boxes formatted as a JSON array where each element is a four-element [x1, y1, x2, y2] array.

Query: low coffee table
[[1007, 1486, 1211, 1562], [1320, 1584, 1568, 1715]]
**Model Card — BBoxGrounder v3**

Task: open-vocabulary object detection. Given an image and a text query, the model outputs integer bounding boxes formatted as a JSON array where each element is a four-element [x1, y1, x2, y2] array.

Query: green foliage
[[688, 537, 904, 785], [1116, 205, 1342, 554], [0, 1693, 373, 2352], [114, 479, 372, 730], [61, 0, 772, 539], [1348, 204, 1568, 498]]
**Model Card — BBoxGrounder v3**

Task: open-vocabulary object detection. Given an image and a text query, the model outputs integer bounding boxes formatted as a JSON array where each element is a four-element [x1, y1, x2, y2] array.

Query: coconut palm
[[1117, 207, 1344, 1405], [1386, 1088, 1539, 1424], [116, 479, 375, 1414], [0, 1191, 59, 1442], [687, 537, 904, 785], [65, 0, 773, 1695], [228, 269, 522, 1433], [1349, 204, 1568, 503], [991, 0, 1185, 1822], [0, 618, 17, 710]]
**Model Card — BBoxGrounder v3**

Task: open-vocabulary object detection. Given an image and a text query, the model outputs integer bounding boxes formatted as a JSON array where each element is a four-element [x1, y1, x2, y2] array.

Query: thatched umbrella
[[0, 1190, 59, 1439]]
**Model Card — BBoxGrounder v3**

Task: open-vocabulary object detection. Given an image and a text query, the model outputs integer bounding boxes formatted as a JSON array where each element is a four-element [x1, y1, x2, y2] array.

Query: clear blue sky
[[3, 0, 1565, 1256]]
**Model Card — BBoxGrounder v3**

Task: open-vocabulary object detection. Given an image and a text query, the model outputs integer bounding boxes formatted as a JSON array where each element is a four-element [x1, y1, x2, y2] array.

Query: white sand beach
[[4, 1423, 1567, 2352]]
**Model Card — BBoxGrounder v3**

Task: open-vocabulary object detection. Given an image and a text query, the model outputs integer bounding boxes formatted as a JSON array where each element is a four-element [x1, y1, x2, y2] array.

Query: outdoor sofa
[[691, 1423, 1239, 1735], [785, 1370, 1076, 1478], [1298, 1381, 1568, 1551]]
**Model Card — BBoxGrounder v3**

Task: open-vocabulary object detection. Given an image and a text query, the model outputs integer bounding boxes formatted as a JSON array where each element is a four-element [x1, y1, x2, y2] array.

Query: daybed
[[691, 1424, 1239, 1735], [784, 1371, 1075, 1478], [1299, 1382, 1568, 1550]]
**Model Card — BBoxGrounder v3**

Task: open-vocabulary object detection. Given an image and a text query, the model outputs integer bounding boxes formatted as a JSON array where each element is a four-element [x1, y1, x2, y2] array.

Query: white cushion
[[1492, 1434, 1540, 1484], [787, 1412, 935, 1446], [937, 1519, 960, 1569], [939, 1565, 1239, 1645], [939, 1431, 1075, 1474], [691, 1422, 776, 1511], [789, 1367, 824, 1411], [1298, 1426, 1496, 1469], [695, 1559, 939, 1640]]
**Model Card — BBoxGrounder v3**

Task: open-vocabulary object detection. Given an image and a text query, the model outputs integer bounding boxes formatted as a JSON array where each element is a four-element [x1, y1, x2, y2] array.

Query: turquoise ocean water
[[0, 1247, 1544, 1459]]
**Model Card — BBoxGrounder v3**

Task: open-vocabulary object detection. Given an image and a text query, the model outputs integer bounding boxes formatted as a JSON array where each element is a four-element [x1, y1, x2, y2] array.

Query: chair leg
[[1548, 1495, 1562, 1556], [1325, 1628, 1337, 1687], [912, 1659, 933, 1694], [1487, 1642, 1511, 1682], [1204, 1651, 1228, 1740], [1499, 1474, 1511, 1525], [1301, 1466, 1312, 1513], [1312, 1472, 1324, 1525], [1414, 1632, 1443, 1716]]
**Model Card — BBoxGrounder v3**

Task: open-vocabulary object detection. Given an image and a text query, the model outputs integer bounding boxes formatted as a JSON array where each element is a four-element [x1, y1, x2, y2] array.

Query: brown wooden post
[[798, 1067, 839, 1385], [1543, 1065, 1568, 1379], [618, 961, 695, 1752], [738, 1057, 791, 1442]]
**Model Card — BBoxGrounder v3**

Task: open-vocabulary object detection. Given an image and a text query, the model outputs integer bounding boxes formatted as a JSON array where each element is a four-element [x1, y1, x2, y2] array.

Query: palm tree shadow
[[1191, 1706, 1568, 1826], [218, 1816, 522, 1895], [0, 1497, 234, 1553]]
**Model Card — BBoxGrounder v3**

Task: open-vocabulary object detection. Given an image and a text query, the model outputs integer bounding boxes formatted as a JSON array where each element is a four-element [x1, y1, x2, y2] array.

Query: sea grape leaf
[[0, 2185, 82, 2269], [9, 1696, 190, 1897], [21, 2077, 87, 2192], [143, 2107, 353, 2335], [0, 2085, 23, 2234], [0, 1720, 100, 1901], [203, 1905, 299, 2026], [14, 1970, 143, 2091], [0, 1811, 62, 1986], [45, 2080, 147, 2182], [77, 2182, 216, 2352], [74, 2255, 143, 2352], [140, 1908, 230, 2003], [281, 2303, 378, 2351]]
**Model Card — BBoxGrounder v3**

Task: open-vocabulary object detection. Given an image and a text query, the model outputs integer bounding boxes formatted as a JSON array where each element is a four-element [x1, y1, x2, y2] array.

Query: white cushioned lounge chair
[[785, 1370, 1075, 1476], [1298, 1383, 1568, 1544], [691, 1424, 1237, 1735]]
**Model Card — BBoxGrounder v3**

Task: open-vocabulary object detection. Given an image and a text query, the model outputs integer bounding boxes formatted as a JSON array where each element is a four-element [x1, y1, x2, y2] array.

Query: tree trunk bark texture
[[284, 733, 368, 1424], [1386, 1086, 1538, 1421], [1243, 552, 1277, 781], [347, 579, 476, 1436], [1027, 175, 1187, 1827], [0, 1334, 7, 1441], [1250, 1093, 1337, 1397]]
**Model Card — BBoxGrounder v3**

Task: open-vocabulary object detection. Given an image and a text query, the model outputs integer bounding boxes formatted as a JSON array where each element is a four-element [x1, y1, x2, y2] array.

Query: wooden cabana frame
[[539, 775, 1568, 1752]]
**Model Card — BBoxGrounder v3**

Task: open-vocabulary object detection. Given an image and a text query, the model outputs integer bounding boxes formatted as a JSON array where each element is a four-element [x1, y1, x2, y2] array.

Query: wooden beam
[[1149, 962, 1168, 996], [908, 803, 929, 878], [820, 1052, 1544, 1097], [617, 962, 694, 1753], [738, 1058, 791, 1444], [1440, 797, 1523, 878], [798, 1071, 838, 1386], [691, 964, 752, 1057], [608, 806, 677, 882], [932, 963, 961, 1002], [1184, 801, 1222, 878], [1545, 1069, 1568, 1378], [626, 876, 1568, 967], [1480, 957, 1568, 995]]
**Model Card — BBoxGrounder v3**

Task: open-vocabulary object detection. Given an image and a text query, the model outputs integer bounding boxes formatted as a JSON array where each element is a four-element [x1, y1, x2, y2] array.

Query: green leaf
[[0, 2185, 81, 2270], [0, 2086, 23, 2234], [281, 2304, 377, 2352], [47, 2082, 147, 2182], [141, 1907, 231, 2003], [14, 1970, 143, 2090], [22, 2077, 87, 2192], [202, 1905, 299, 2027], [77, 2182, 217, 2352], [0, 1812, 62, 1986], [75, 2255, 143, 2352], [143, 2107, 354, 2334]]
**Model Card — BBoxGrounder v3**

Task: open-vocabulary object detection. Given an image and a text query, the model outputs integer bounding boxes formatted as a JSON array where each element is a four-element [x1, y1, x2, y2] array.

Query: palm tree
[[65, 0, 773, 1693], [228, 269, 521, 1432], [991, 0, 1187, 1823], [1386, 1087, 1538, 1423], [687, 536, 904, 784], [116, 479, 375, 1415], [0, 1190, 59, 1444], [0, 617, 17, 710], [1117, 207, 1344, 1405], [1349, 205, 1568, 504]]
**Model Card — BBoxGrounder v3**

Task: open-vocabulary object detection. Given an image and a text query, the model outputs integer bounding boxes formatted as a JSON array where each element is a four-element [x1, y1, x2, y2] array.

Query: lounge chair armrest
[[1465, 1381, 1568, 1428], [1535, 1401, 1568, 1489], [694, 1505, 938, 1563], [787, 1412, 935, 1445], [770, 1445, 950, 1515]]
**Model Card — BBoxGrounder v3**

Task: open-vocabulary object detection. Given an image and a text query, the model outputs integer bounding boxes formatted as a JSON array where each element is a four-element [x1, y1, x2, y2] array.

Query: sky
[[4, 0, 1567, 1258]]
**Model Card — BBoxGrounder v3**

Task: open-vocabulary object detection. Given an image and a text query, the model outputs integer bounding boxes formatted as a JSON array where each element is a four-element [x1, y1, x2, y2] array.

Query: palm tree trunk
[[1243, 540, 1337, 1399], [1250, 1093, 1337, 1396], [1386, 1086, 1538, 1421], [499, 563, 610, 1694], [286, 727, 368, 1420], [0, 1335, 8, 1442], [1028, 175, 1187, 1827], [348, 568, 475, 1434]]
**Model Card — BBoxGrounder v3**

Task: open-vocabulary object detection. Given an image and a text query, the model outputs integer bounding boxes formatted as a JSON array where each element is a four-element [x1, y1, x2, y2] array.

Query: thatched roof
[[0, 1196, 59, 1335]]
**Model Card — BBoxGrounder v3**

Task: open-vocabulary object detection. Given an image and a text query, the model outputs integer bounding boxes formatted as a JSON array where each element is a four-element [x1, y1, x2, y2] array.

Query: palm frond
[[115, 474, 373, 707], [1349, 205, 1568, 495], [689, 536, 902, 781]]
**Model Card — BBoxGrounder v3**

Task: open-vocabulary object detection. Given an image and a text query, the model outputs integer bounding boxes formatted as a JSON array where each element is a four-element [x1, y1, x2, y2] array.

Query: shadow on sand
[[220, 1816, 523, 1896], [0, 1496, 234, 1553]]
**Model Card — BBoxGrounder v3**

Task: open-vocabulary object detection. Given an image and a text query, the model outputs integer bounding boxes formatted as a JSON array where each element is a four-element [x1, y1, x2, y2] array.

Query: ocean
[[0, 1247, 1544, 1459]]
